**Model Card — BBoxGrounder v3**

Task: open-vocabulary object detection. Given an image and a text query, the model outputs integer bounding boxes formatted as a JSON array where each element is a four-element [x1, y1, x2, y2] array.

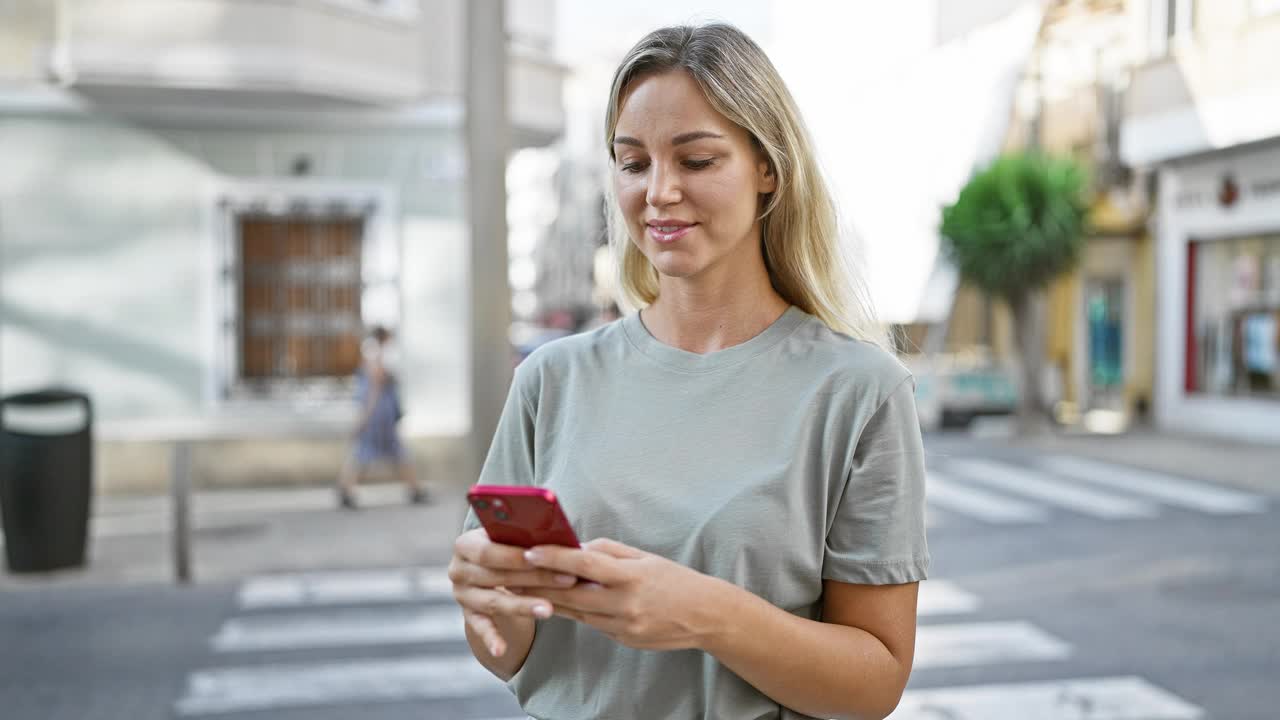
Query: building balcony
[[40, 0, 565, 143], [51, 0, 429, 108], [1121, 15, 1280, 166]]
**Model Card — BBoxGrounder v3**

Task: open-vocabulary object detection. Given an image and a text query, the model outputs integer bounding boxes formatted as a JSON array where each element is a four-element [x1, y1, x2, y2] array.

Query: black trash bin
[[0, 389, 93, 573]]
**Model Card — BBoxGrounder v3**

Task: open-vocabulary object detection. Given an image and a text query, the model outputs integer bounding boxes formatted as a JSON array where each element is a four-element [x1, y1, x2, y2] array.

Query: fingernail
[[524, 550, 542, 564], [532, 604, 552, 619], [554, 573, 576, 585]]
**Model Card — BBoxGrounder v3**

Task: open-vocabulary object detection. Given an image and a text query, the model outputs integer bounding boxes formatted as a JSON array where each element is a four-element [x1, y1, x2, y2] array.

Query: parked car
[[905, 349, 1019, 430]]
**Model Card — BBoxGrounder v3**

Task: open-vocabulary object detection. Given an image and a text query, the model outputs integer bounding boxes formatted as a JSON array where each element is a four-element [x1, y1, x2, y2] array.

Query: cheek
[[615, 176, 646, 216]]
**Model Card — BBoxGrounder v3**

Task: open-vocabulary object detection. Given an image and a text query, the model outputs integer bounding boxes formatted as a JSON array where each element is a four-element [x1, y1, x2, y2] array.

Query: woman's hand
[[448, 528, 579, 657], [521, 538, 727, 651]]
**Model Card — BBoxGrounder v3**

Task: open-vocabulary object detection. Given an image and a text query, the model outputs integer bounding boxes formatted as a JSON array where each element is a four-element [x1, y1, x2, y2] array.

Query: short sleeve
[[461, 369, 538, 533], [822, 376, 930, 585]]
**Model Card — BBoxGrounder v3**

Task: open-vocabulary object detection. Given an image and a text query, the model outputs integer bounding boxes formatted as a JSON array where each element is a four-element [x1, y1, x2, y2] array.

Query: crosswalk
[[175, 571, 1211, 719], [171, 454, 1257, 717], [927, 454, 1267, 527], [890, 579, 1205, 720], [175, 568, 524, 718]]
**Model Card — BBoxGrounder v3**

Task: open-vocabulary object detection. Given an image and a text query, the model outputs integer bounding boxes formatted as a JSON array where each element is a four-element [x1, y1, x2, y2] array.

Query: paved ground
[[1, 428, 1277, 719]]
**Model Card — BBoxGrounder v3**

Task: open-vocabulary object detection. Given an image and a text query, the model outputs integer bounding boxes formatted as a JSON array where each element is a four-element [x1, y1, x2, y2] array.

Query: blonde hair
[[603, 23, 885, 347]]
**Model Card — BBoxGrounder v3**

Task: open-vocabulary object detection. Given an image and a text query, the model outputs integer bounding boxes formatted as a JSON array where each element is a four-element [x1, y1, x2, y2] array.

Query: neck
[[642, 247, 790, 355]]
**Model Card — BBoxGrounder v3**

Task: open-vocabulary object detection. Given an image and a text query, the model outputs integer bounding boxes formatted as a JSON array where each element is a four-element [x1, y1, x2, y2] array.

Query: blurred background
[[0, 1, 1277, 719]]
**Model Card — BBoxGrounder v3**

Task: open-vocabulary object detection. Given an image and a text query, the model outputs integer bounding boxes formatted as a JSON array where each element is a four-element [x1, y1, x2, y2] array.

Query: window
[[212, 184, 400, 404], [1188, 235, 1280, 399], [237, 215, 364, 391]]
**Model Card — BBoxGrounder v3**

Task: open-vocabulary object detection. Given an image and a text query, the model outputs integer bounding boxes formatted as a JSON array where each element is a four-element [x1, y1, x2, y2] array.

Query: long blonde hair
[[603, 23, 885, 346]]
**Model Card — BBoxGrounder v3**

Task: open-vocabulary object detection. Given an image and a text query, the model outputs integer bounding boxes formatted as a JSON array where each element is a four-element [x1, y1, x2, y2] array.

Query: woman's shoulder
[[785, 313, 913, 398], [513, 320, 626, 382]]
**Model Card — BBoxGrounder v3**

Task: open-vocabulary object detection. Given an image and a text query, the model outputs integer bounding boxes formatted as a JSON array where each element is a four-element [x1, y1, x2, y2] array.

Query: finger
[[582, 537, 645, 559], [533, 584, 617, 616], [523, 546, 627, 584], [552, 605, 621, 631], [463, 611, 506, 656], [452, 562, 577, 590], [454, 530, 536, 572], [455, 585, 554, 620]]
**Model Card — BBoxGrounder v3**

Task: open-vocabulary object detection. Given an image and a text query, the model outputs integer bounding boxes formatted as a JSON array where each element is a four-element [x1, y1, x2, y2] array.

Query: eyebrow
[[612, 130, 726, 148]]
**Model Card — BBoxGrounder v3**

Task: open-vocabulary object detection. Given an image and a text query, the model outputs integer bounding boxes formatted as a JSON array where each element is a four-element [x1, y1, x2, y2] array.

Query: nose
[[645, 161, 681, 208]]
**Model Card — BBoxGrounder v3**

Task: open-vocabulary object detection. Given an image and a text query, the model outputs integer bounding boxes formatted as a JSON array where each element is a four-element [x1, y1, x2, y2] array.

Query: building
[[993, 0, 1157, 432], [0, 0, 566, 490], [1121, 0, 1280, 443]]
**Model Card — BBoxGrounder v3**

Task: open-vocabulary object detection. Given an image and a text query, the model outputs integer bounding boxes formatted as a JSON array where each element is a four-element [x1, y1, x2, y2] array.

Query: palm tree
[[940, 151, 1087, 432]]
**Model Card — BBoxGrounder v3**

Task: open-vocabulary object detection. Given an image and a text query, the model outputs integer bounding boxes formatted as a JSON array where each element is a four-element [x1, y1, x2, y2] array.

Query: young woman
[[450, 23, 928, 720]]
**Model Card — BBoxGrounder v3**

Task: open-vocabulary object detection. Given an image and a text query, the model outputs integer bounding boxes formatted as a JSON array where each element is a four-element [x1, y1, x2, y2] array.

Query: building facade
[[0, 0, 566, 489], [1122, 0, 1280, 442]]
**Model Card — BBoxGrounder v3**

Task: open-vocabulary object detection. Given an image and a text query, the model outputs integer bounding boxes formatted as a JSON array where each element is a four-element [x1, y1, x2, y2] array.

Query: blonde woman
[[450, 23, 928, 720]]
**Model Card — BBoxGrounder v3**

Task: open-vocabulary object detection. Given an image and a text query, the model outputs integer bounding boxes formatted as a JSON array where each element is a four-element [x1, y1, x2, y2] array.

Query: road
[[1, 434, 1275, 719]]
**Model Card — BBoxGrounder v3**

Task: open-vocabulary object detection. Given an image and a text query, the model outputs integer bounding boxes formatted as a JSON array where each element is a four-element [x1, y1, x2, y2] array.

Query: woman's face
[[612, 70, 776, 283]]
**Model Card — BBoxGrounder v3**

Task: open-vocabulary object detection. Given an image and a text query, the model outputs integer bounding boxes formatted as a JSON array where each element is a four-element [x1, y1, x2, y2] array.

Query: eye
[[619, 160, 649, 174], [683, 158, 715, 170]]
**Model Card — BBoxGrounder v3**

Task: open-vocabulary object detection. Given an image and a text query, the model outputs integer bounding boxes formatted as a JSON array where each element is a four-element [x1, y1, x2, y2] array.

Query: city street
[[1, 432, 1276, 719]]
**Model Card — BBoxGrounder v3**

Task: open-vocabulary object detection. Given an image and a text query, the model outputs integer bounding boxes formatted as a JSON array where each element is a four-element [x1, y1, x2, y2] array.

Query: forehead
[[615, 70, 735, 137]]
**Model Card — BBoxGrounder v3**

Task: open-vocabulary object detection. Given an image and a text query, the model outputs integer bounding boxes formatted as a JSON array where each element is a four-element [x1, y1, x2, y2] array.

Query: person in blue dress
[[337, 325, 428, 509]]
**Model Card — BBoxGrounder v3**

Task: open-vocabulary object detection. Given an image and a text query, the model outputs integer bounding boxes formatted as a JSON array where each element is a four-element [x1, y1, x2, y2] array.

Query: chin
[[647, 252, 706, 279]]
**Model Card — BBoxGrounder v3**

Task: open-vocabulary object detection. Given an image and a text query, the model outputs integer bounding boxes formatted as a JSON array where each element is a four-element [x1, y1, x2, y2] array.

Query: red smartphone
[[467, 485, 581, 549]]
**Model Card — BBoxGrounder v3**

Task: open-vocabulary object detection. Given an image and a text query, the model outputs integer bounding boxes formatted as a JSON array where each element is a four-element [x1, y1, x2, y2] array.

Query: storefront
[[1156, 139, 1280, 443]]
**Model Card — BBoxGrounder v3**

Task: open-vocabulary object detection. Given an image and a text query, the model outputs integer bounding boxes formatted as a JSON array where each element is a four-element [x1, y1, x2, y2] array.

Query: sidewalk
[[0, 481, 471, 591], [3, 427, 1274, 591], [986, 424, 1280, 496]]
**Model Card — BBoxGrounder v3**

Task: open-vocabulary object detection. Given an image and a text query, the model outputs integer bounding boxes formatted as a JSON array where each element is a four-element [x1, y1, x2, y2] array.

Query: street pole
[[465, 0, 512, 481]]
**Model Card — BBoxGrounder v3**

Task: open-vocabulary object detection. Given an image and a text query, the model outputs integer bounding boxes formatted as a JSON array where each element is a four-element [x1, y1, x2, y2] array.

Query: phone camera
[[491, 499, 506, 508], [474, 499, 490, 510], [495, 510, 510, 521]]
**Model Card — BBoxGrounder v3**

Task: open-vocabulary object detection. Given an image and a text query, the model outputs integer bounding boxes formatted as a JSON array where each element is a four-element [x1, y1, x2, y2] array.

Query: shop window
[[1189, 235, 1280, 399]]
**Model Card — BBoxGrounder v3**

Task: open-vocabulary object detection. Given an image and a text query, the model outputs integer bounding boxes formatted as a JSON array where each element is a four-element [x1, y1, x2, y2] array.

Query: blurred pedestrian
[[337, 326, 428, 509], [449, 23, 927, 719]]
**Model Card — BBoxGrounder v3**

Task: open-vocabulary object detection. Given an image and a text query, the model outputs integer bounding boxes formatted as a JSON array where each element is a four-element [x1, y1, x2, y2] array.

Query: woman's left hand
[[521, 538, 726, 651]]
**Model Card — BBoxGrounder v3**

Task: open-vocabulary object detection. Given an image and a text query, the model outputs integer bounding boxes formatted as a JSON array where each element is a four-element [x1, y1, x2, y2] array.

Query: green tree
[[940, 151, 1088, 431]]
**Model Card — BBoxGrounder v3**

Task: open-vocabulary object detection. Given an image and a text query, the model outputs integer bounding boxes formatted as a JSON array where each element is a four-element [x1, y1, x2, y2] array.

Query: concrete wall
[[1124, 0, 1280, 164], [0, 110, 475, 490]]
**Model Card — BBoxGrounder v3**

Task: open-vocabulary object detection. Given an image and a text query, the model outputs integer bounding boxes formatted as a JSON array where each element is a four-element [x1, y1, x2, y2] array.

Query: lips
[[646, 220, 697, 244]]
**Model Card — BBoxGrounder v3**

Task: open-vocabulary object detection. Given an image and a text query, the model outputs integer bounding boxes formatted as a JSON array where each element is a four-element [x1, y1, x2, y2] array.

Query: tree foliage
[[940, 152, 1088, 301]]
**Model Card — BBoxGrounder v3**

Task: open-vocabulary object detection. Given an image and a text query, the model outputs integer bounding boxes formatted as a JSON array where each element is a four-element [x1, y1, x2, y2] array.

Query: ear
[[757, 157, 777, 195]]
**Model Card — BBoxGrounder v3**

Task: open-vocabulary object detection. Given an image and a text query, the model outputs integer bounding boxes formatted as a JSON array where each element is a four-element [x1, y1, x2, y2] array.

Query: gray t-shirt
[[463, 306, 929, 720]]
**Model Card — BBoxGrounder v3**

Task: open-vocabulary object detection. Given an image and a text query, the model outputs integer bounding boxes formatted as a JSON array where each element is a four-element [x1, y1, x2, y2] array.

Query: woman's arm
[[525, 541, 918, 720], [700, 578, 917, 720]]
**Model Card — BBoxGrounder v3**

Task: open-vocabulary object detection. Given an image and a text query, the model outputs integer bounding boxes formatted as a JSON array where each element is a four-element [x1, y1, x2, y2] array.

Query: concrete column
[[466, 0, 511, 480]]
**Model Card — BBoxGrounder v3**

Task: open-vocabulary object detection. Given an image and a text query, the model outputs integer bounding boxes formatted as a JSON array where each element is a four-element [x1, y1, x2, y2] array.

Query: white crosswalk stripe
[[238, 567, 451, 609], [945, 458, 1160, 519], [1038, 455, 1267, 515], [890, 675, 1204, 719], [211, 605, 464, 652], [927, 471, 1049, 524], [914, 620, 1072, 669], [176, 654, 505, 716], [918, 580, 981, 617]]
